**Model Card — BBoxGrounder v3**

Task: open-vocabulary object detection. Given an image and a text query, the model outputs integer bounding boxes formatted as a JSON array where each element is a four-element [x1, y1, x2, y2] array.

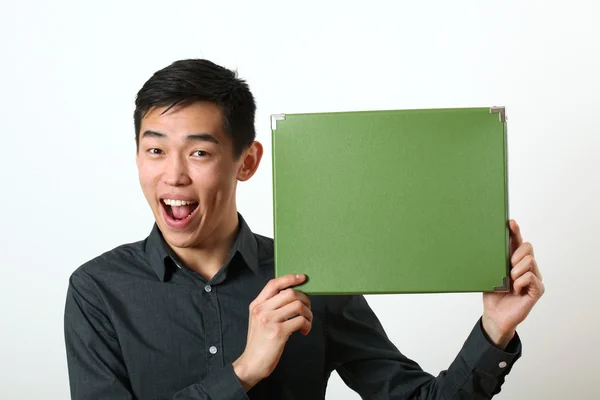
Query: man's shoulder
[[254, 232, 274, 248], [252, 231, 275, 265], [69, 237, 151, 283]]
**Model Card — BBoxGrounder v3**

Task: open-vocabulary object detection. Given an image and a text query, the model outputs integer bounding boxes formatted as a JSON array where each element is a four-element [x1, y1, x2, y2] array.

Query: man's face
[[136, 101, 256, 249]]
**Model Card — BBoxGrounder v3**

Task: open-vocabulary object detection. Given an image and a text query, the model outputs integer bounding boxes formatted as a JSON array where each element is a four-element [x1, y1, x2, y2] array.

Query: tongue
[[171, 204, 195, 220]]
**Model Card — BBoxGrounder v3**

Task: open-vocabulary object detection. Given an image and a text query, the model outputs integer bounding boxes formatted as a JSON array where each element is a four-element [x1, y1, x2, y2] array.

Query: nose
[[163, 155, 192, 187]]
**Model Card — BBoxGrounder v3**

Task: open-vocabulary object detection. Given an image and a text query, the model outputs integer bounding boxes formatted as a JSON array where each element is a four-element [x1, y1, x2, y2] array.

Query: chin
[[162, 231, 199, 249]]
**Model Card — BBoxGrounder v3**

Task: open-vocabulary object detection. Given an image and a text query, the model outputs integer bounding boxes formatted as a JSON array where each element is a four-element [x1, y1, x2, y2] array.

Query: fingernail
[[296, 274, 301, 280]]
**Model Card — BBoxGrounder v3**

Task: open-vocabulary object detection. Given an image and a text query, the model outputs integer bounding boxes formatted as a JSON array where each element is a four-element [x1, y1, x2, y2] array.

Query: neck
[[170, 211, 240, 281]]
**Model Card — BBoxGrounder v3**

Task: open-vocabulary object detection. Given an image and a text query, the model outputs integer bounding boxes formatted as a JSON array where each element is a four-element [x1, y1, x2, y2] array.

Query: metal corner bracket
[[490, 106, 507, 122], [271, 114, 286, 130], [493, 276, 510, 292]]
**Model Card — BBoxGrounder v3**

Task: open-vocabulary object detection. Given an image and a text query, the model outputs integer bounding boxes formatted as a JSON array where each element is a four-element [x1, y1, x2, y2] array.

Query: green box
[[271, 107, 510, 295]]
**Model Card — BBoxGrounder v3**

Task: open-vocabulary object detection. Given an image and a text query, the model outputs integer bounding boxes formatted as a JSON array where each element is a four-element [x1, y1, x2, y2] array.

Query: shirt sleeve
[[64, 271, 249, 400], [172, 364, 248, 400], [324, 295, 522, 399]]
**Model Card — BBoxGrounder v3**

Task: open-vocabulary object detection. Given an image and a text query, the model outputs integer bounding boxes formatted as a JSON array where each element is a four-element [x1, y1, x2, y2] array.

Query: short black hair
[[134, 59, 256, 158]]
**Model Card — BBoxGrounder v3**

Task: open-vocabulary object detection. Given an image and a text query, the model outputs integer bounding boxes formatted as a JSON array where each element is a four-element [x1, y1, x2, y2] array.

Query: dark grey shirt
[[64, 214, 522, 399]]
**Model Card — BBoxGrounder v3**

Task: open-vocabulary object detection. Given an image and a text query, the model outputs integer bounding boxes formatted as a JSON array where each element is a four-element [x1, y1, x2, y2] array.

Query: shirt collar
[[235, 213, 259, 274], [144, 212, 259, 281]]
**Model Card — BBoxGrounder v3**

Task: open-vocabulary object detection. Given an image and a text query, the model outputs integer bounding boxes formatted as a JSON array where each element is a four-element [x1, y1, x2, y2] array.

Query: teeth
[[163, 199, 197, 206]]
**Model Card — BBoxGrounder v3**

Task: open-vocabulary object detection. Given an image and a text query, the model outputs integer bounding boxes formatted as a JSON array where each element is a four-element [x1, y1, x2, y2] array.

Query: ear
[[135, 148, 141, 169], [237, 141, 263, 182]]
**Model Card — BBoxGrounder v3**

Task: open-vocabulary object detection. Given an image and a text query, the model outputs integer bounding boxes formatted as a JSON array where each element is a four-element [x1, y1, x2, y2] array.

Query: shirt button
[[204, 285, 212, 293], [498, 361, 508, 369], [209, 346, 218, 355]]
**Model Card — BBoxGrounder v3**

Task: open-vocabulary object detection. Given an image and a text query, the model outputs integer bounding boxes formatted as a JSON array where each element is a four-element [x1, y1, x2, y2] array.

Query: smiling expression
[[136, 101, 261, 250]]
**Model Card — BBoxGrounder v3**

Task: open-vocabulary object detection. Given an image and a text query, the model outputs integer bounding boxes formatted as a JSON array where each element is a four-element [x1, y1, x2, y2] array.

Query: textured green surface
[[272, 107, 509, 295]]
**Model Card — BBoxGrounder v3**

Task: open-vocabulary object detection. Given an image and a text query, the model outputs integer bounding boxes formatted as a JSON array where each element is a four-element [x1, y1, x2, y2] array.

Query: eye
[[192, 150, 209, 157], [147, 148, 164, 155]]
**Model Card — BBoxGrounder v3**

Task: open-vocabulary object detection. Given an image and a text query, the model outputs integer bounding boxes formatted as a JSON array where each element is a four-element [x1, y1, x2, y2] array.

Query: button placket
[[203, 284, 223, 367]]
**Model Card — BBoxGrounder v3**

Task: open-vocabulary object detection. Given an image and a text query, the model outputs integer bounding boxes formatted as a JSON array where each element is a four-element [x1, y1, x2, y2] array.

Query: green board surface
[[271, 107, 510, 295]]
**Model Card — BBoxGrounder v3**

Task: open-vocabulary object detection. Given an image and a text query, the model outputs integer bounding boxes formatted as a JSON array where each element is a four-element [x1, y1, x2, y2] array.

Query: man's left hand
[[482, 219, 545, 349]]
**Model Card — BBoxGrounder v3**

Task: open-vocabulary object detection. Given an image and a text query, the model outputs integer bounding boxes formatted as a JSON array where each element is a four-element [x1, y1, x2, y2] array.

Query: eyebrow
[[141, 130, 220, 144]]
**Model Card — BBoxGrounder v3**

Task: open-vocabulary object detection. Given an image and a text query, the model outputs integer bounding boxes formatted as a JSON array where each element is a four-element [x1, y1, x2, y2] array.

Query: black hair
[[134, 59, 256, 158]]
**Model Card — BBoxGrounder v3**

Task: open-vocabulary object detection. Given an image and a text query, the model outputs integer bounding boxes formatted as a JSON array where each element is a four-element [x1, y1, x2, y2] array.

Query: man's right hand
[[232, 274, 312, 391]]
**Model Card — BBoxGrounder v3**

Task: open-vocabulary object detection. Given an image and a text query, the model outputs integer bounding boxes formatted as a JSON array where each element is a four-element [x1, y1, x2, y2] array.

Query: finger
[[512, 271, 533, 295], [509, 219, 524, 254], [252, 274, 306, 306], [273, 300, 313, 324], [262, 288, 311, 313], [513, 272, 545, 298], [510, 241, 535, 266], [532, 275, 545, 298], [282, 313, 312, 336], [510, 255, 543, 282], [512, 271, 545, 297]]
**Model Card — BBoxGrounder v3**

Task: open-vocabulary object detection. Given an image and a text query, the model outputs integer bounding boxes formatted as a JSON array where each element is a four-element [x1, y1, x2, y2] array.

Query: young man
[[64, 59, 545, 399]]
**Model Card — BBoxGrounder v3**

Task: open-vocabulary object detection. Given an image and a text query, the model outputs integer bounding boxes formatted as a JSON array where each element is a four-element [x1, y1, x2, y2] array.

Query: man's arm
[[64, 271, 249, 400], [326, 220, 543, 399], [325, 295, 521, 399]]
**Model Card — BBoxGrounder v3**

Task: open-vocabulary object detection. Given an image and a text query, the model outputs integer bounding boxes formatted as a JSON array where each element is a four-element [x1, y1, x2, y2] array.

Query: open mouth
[[161, 199, 199, 221]]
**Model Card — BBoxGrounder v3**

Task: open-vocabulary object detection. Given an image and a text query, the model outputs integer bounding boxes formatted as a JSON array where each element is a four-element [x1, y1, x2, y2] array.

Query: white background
[[2, 1, 599, 399]]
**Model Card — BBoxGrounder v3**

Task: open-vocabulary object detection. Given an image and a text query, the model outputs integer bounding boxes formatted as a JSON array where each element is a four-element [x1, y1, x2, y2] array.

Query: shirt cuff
[[460, 317, 522, 375], [200, 364, 249, 400]]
